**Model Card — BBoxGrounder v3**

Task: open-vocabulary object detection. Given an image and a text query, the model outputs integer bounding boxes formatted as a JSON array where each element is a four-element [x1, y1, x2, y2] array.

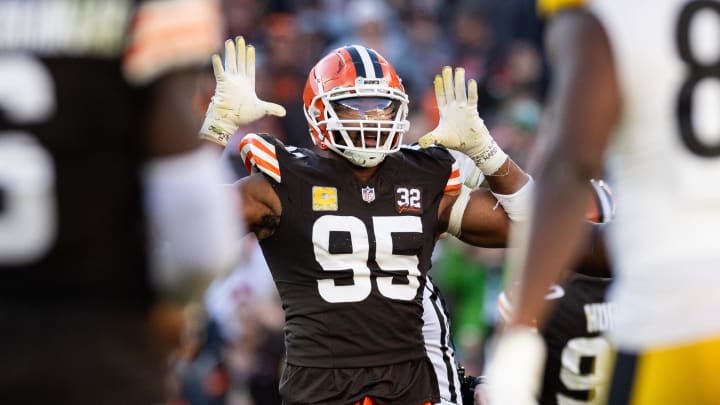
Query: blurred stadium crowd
[[199, 0, 548, 403]]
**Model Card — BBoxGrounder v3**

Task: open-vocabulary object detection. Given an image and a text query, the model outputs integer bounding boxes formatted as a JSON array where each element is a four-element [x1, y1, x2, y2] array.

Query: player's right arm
[[235, 173, 282, 240], [196, 35, 286, 240], [199, 36, 286, 147], [232, 133, 285, 240]]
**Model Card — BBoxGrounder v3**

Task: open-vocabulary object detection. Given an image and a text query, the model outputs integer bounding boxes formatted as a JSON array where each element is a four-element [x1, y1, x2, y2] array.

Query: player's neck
[[351, 165, 380, 184], [318, 148, 381, 184]]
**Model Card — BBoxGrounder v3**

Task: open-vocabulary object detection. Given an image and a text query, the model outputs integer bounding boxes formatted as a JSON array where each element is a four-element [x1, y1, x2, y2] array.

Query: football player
[[484, 179, 616, 405], [485, 0, 720, 404], [0, 1, 243, 403], [200, 37, 534, 404]]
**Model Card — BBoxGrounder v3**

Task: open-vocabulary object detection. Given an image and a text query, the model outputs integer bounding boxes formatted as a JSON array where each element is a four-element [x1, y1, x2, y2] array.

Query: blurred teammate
[[202, 37, 533, 404], [0, 1, 243, 403], [486, 0, 720, 404]]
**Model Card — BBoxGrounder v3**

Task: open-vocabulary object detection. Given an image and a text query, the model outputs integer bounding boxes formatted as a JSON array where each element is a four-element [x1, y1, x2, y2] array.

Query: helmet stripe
[[345, 46, 367, 78], [346, 45, 379, 79], [365, 48, 383, 78]]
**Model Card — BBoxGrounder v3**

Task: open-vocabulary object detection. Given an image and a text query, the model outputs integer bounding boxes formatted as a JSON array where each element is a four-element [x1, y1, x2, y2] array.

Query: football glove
[[199, 36, 286, 146], [482, 325, 546, 405], [418, 66, 507, 175]]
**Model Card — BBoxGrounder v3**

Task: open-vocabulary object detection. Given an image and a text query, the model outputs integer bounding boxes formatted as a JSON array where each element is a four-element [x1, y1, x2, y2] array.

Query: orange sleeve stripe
[[124, 27, 219, 83], [123, 0, 223, 84], [444, 168, 461, 193], [238, 137, 254, 170], [247, 137, 277, 160], [131, 0, 221, 36], [242, 149, 255, 173], [242, 149, 281, 178], [239, 135, 281, 180], [239, 136, 278, 163], [125, 24, 219, 62], [252, 154, 281, 178], [238, 136, 251, 152], [444, 183, 461, 193]]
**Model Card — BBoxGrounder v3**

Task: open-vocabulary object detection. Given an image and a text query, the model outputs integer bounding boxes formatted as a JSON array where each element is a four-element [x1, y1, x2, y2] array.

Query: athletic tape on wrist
[[448, 184, 473, 237], [473, 139, 508, 175], [491, 176, 534, 222]]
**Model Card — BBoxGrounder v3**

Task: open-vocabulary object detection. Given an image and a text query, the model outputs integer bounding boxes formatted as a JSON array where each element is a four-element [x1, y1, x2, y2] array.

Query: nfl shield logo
[[361, 186, 376, 203]]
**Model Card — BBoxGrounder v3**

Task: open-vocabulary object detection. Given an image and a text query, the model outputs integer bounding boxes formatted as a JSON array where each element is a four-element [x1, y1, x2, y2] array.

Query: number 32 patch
[[395, 186, 422, 214]]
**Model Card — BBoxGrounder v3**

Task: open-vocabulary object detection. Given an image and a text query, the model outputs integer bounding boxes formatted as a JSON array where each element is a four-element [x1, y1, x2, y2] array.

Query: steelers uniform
[[539, 0, 720, 403], [498, 274, 614, 405], [540, 274, 613, 405], [240, 133, 463, 404], [0, 0, 222, 403]]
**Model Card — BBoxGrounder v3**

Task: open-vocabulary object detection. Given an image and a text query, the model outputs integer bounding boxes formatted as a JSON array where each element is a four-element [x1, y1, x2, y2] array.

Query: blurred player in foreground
[[485, 0, 720, 404], [479, 179, 616, 405], [200, 36, 533, 404], [0, 1, 242, 403]]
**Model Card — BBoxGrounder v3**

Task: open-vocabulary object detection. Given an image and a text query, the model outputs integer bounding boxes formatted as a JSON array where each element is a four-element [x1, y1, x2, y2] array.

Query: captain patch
[[395, 186, 423, 214], [312, 186, 338, 211]]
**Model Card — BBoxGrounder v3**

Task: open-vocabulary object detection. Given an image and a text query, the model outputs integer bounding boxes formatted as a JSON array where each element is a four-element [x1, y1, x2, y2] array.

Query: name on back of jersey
[[584, 302, 616, 334]]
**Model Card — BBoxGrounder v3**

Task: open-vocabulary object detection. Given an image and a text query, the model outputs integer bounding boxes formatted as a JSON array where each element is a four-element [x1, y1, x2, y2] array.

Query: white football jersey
[[590, 0, 720, 349]]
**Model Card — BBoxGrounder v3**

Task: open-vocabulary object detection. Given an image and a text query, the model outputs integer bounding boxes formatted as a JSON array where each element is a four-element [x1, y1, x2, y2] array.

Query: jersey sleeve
[[238, 133, 282, 183], [444, 159, 461, 194], [123, 0, 224, 85], [537, 0, 588, 17]]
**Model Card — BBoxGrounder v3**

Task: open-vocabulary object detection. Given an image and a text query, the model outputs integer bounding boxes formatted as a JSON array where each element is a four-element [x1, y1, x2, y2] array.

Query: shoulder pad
[[537, 0, 588, 17], [400, 144, 460, 193], [401, 143, 454, 162], [238, 133, 282, 183]]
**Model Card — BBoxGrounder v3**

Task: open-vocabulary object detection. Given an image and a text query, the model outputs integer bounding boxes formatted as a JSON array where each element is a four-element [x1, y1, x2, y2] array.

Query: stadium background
[[193, 0, 548, 403]]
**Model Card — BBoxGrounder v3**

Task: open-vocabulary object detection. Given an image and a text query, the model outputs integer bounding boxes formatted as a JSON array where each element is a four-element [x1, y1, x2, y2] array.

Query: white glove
[[483, 326, 546, 405], [418, 66, 507, 175], [199, 36, 286, 146]]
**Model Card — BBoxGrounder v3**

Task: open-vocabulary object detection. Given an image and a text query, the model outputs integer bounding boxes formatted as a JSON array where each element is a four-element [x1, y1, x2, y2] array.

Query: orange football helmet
[[303, 45, 410, 167]]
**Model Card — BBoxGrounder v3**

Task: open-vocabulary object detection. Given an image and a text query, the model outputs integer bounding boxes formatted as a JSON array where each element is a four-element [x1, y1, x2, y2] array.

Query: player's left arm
[[423, 66, 534, 246], [438, 189, 511, 247]]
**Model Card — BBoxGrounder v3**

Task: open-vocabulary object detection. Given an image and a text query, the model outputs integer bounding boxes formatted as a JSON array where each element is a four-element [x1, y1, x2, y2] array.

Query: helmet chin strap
[[320, 129, 389, 168]]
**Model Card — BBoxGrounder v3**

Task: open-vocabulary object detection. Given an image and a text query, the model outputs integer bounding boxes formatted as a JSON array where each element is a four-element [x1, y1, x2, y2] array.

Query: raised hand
[[200, 36, 286, 146], [418, 66, 507, 175]]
